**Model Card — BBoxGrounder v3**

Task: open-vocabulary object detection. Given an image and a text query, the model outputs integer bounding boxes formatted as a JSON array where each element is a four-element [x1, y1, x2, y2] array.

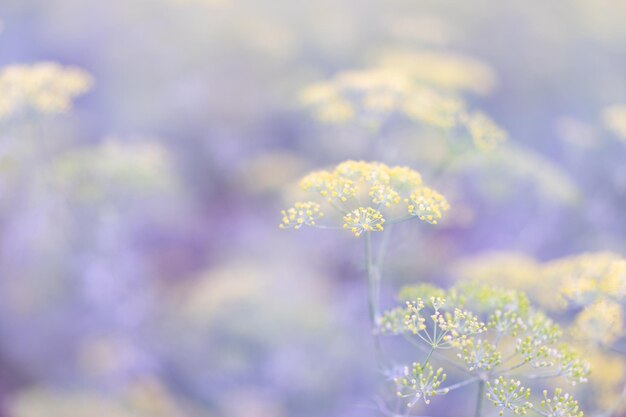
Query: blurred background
[[0, 0, 625, 416]]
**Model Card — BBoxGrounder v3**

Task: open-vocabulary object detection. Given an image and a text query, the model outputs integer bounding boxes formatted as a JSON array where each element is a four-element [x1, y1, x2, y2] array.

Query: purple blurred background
[[0, 0, 625, 416]]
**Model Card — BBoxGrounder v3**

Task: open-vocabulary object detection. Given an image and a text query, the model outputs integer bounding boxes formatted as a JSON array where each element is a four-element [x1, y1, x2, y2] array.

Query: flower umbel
[[343, 207, 384, 237], [279, 202, 324, 229], [486, 377, 533, 416], [394, 362, 447, 406], [378, 283, 588, 412], [538, 389, 583, 417], [407, 187, 450, 224]]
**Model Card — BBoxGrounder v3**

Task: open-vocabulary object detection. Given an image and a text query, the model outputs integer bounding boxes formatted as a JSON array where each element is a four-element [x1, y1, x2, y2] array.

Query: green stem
[[376, 224, 393, 269], [422, 347, 435, 370], [365, 232, 383, 359], [364, 232, 378, 324], [475, 380, 485, 417], [439, 377, 481, 393], [496, 359, 529, 374], [403, 334, 472, 374]]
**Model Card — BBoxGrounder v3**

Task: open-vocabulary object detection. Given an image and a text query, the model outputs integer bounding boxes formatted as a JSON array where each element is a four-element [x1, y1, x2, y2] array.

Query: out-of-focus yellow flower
[[299, 65, 507, 151], [583, 350, 626, 412], [374, 49, 497, 95], [315, 98, 354, 123], [300, 68, 470, 132], [453, 252, 557, 309], [601, 104, 626, 142], [454, 251, 626, 315], [570, 299, 624, 347], [53, 137, 178, 204], [462, 111, 508, 151], [0, 62, 92, 121], [545, 252, 626, 304], [298, 68, 409, 127], [402, 86, 466, 130]]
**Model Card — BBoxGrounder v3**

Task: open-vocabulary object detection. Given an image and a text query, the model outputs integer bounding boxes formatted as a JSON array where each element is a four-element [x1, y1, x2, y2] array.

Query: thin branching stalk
[[475, 380, 485, 417], [365, 231, 384, 359], [441, 377, 481, 393]]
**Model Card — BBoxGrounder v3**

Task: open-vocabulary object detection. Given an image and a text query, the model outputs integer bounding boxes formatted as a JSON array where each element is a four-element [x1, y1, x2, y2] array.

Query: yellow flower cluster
[[299, 67, 507, 149], [486, 377, 532, 416], [280, 160, 450, 236], [279, 202, 323, 230], [601, 104, 626, 142], [407, 187, 450, 224], [299, 68, 411, 126], [455, 251, 626, 309], [571, 299, 624, 347], [456, 251, 626, 351], [342, 207, 384, 237], [401, 86, 466, 130], [0, 62, 92, 121], [374, 49, 497, 95], [380, 283, 589, 410], [544, 252, 626, 305], [462, 111, 508, 150]]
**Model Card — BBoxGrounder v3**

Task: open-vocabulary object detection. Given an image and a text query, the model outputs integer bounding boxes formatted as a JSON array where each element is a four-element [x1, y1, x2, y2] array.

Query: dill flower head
[[401, 86, 466, 131], [544, 252, 626, 305], [0, 62, 92, 121], [452, 252, 557, 308], [374, 49, 497, 95], [486, 377, 533, 416], [378, 282, 589, 411], [394, 362, 447, 406], [279, 160, 450, 237], [279, 202, 324, 230], [298, 68, 410, 128], [299, 65, 507, 151], [406, 187, 450, 224], [299, 67, 482, 133], [539, 389, 583, 417]]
